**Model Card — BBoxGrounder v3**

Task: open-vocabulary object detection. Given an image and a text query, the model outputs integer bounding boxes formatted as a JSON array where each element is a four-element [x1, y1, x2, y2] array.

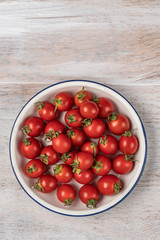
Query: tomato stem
[[22, 125, 31, 135], [114, 182, 122, 194], [92, 160, 103, 174], [27, 164, 37, 174], [36, 101, 44, 110], [40, 153, 49, 165], [108, 112, 118, 122], [76, 87, 86, 101], [67, 115, 76, 124], [124, 154, 136, 161], [86, 199, 97, 208], [64, 198, 72, 206], [53, 164, 63, 175], [67, 130, 75, 138], [34, 180, 45, 192], [99, 136, 108, 145], [71, 159, 79, 173], [82, 118, 92, 127], [23, 138, 31, 146], [92, 95, 99, 103]]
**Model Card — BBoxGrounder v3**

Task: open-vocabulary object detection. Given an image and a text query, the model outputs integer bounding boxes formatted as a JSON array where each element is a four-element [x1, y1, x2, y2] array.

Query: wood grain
[[0, 1, 160, 240]]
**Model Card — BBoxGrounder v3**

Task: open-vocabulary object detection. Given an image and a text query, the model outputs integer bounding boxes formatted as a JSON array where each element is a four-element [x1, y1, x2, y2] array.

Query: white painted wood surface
[[0, 1, 160, 240]]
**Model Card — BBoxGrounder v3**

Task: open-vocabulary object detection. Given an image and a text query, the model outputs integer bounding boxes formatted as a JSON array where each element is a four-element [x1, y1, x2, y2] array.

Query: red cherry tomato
[[92, 155, 112, 176], [34, 174, 57, 193], [22, 117, 45, 137], [81, 141, 99, 157], [71, 151, 94, 171], [61, 149, 77, 165], [98, 135, 118, 155], [36, 101, 58, 121], [65, 108, 84, 128], [40, 145, 60, 165], [25, 159, 46, 178], [53, 92, 74, 111], [80, 101, 99, 119], [79, 184, 99, 208], [119, 130, 139, 155], [83, 118, 106, 139], [97, 174, 122, 195], [113, 154, 134, 174], [66, 128, 86, 147], [74, 169, 94, 184], [52, 133, 71, 154], [20, 138, 42, 159], [57, 184, 76, 206], [74, 87, 92, 108], [44, 120, 66, 140], [107, 112, 130, 135], [93, 97, 114, 118], [54, 164, 73, 183]]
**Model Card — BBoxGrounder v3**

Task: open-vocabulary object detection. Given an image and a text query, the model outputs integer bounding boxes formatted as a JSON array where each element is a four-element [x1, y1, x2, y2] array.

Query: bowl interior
[[10, 81, 146, 216]]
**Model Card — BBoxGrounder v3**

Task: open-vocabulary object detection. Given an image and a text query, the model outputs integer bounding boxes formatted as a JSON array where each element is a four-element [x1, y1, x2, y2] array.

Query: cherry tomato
[[66, 128, 86, 147], [74, 87, 92, 108], [22, 117, 45, 137], [36, 101, 58, 121], [81, 141, 99, 157], [65, 108, 84, 128], [80, 101, 99, 119], [61, 149, 77, 165], [52, 132, 71, 154], [71, 151, 94, 172], [45, 120, 66, 140], [113, 154, 134, 174], [40, 145, 60, 165], [34, 174, 57, 193], [93, 97, 114, 118], [97, 174, 122, 195], [119, 130, 139, 155], [98, 135, 118, 155], [107, 112, 130, 135], [25, 159, 46, 178], [92, 155, 112, 176], [53, 92, 74, 111], [20, 138, 42, 159], [74, 169, 94, 184], [79, 184, 99, 208], [54, 164, 73, 183], [83, 118, 106, 139], [57, 184, 76, 206]]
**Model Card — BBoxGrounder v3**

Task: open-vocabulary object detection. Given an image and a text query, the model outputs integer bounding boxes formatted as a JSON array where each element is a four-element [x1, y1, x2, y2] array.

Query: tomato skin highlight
[[97, 174, 122, 195], [25, 159, 46, 178], [80, 101, 99, 119], [53, 92, 74, 111], [74, 87, 92, 108], [83, 118, 106, 139], [94, 97, 114, 118], [34, 174, 58, 193], [66, 128, 86, 147], [52, 133, 71, 154], [74, 169, 94, 184], [45, 120, 66, 140], [119, 132, 139, 155], [79, 184, 99, 208], [65, 108, 84, 128], [107, 113, 130, 135], [112, 154, 134, 174], [57, 184, 76, 206], [54, 164, 73, 183], [92, 155, 112, 176], [20, 137, 42, 159], [23, 117, 45, 137], [40, 145, 60, 165], [98, 135, 118, 155], [37, 102, 58, 121]]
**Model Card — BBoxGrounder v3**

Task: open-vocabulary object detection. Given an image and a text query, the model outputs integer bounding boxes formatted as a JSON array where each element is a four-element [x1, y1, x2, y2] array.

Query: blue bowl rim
[[9, 79, 147, 217]]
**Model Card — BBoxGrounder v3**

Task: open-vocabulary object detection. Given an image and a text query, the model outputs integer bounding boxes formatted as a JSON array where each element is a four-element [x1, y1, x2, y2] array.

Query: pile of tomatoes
[[20, 87, 139, 208]]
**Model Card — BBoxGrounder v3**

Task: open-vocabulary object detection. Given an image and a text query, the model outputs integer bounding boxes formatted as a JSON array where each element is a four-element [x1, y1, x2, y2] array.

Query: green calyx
[[54, 164, 63, 175], [124, 154, 136, 161], [22, 125, 31, 135], [52, 97, 62, 111], [45, 130, 59, 140], [61, 151, 71, 162], [27, 164, 37, 174], [122, 129, 135, 137], [67, 115, 76, 124], [114, 182, 122, 194], [100, 136, 108, 145], [90, 142, 97, 156], [67, 130, 75, 138], [34, 180, 45, 193], [23, 139, 31, 146], [75, 168, 82, 175], [92, 95, 99, 103], [64, 198, 72, 206], [87, 199, 97, 208], [40, 153, 49, 164], [36, 101, 44, 110], [71, 158, 79, 173], [92, 161, 103, 174], [76, 87, 86, 101], [108, 112, 118, 122], [82, 118, 92, 127]]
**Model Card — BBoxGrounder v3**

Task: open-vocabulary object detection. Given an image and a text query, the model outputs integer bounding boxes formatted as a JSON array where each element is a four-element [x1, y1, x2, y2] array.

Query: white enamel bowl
[[9, 80, 147, 216]]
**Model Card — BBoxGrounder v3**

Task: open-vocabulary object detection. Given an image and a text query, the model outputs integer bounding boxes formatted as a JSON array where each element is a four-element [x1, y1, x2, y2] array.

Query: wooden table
[[0, 1, 160, 239]]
